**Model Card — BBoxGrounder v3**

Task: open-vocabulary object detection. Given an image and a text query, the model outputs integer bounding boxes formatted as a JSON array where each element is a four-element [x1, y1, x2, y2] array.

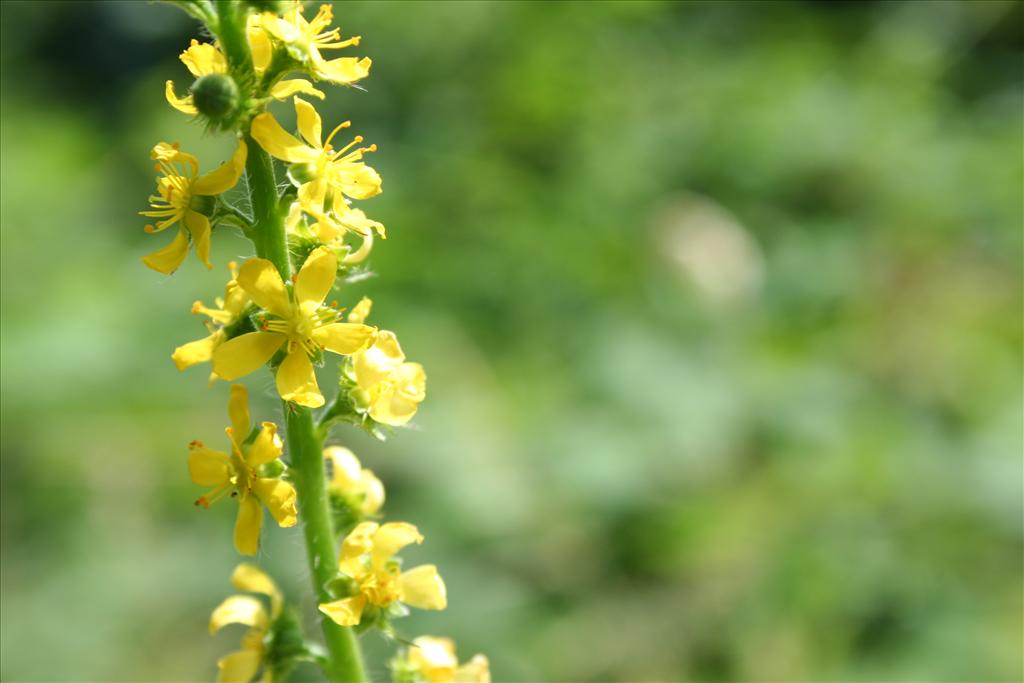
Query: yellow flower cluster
[[142, 3, 481, 679]]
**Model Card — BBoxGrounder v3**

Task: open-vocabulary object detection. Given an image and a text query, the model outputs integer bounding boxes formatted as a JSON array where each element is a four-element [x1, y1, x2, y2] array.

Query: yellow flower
[[324, 446, 384, 516], [212, 248, 377, 408], [318, 522, 446, 626], [189, 385, 297, 556], [347, 298, 426, 426], [172, 261, 251, 376], [251, 98, 382, 218], [209, 563, 283, 683], [166, 39, 324, 116], [394, 636, 491, 683], [140, 140, 247, 274], [257, 4, 372, 85]]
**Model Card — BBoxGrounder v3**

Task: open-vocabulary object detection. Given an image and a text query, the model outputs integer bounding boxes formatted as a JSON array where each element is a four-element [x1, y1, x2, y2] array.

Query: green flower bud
[[191, 73, 239, 122]]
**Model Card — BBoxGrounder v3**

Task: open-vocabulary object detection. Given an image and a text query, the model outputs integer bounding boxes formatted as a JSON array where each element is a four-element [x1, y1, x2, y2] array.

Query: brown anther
[[189, 440, 204, 449], [144, 225, 156, 234], [195, 497, 209, 508]]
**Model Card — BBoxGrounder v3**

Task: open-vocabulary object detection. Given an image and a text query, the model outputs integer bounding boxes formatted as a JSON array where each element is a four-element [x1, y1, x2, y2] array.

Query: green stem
[[214, 0, 252, 74], [243, 133, 290, 272], [285, 406, 368, 682]]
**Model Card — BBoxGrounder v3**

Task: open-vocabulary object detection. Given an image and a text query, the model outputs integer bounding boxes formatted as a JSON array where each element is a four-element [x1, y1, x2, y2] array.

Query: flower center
[[290, 313, 314, 341]]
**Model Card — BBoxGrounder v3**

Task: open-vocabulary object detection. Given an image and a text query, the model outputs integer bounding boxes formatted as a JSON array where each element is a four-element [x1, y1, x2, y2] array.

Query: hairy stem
[[214, 3, 367, 681], [243, 133, 290, 274], [286, 406, 368, 683]]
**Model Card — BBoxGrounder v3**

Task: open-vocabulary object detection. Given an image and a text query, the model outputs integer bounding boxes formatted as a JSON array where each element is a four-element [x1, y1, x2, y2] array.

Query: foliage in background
[[1, 1, 1021, 681]]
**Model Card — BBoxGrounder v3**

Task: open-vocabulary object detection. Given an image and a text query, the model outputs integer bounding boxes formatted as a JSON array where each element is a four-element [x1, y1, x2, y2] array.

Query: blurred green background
[[1, 1, 1022, 681]]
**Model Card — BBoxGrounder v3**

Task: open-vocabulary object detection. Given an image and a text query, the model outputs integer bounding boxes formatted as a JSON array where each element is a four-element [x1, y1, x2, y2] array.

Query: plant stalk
[[285, 406, 368, 683], [214, 2, 367, 680]]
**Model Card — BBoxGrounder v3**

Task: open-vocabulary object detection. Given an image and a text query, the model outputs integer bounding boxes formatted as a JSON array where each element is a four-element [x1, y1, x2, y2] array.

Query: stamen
[[323, 120, 352, 148]]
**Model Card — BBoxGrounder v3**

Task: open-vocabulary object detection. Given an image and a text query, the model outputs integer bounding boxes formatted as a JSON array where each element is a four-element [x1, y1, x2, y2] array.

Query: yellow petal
[[294, 247, 336, 310], [164, 80, 197, 114], [151, 141, 199, 171], [369, 363, 426, 427], [399, 564, 447, 611], [335, 164, 382, 200], [353, 331, 405, 387], [454, 655, 491, 683], [275, 348, 323, 407], [183, 211, 213, 269], [250, 112, 320, 164], [409, 636, 457, 669], [172, 332, 220, 370], [311, 323, 376, 356], [188, 446, 232, 487], [339, 521, 379, 564], [359, 469, 385, 515], [370, 390, 420, 427], [216, 649, 262, 683], [324, 446, 362, 490], [297, 178, 328, 215], [294, 97, 323, 148], [346, 297, 373, 324], [142, 226, 189, 274], [253, 478, 298, 528], [234, 495, 263, 556], [340, 230, 374, 265], [316, 56, 372, 84], [407, 636, 458, 679], [270, 79, 325, 101], [258, 11, 300, 43], [246, 422, 283, 466], [213, 332, 285, 381], [180, 39, 227, 77], [237, 258, 291, 318], [336, 206, 386, 239], [193, 140, 248, 196], [231, 563, 282, 617], [247, 19, 272, 72], [228, 384, 251, 437], [318, 595, 366, 626], [209, 595, 268, 634], [372, 522, 423, 567]]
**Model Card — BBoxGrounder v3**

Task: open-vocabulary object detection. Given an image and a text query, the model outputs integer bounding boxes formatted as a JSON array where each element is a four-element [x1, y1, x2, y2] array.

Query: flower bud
[[191, 73, 239, 122]]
